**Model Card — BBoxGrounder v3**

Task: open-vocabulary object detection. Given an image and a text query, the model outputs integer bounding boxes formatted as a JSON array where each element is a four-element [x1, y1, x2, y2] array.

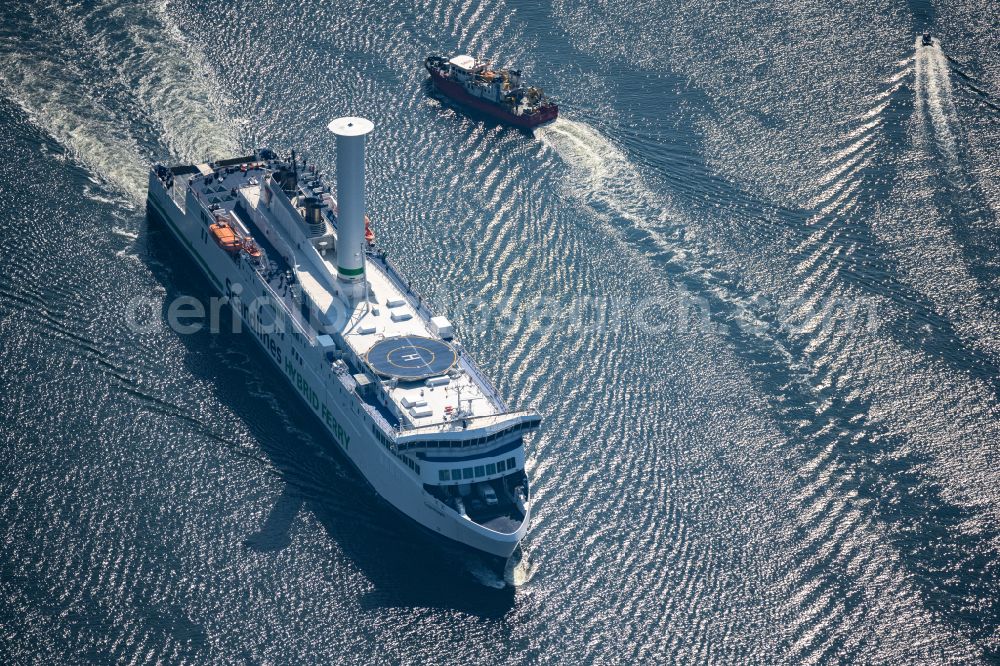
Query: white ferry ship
[[146, 117, 539, 559]]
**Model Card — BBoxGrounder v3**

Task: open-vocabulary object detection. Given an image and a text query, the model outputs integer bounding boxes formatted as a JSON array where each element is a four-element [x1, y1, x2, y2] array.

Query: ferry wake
[[146, 117, 539, 559]]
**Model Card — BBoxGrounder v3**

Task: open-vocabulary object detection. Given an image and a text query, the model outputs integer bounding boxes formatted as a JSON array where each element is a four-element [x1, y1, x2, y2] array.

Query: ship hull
[[146, 174, 528, 560], [427, 69, 557, 128]]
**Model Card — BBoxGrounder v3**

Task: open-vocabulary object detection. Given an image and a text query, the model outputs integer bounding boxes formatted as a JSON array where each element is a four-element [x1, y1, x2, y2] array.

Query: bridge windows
[[438, 459, 520, 485], [395, 421, 538, 452]]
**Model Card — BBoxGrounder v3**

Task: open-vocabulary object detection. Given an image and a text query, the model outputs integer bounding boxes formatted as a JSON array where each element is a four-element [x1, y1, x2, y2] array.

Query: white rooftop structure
[[448, 54, 477, 71]]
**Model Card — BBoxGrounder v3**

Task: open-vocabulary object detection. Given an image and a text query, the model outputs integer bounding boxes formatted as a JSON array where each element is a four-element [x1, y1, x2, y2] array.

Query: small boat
[[425, 54, 558, 129], [922, 32, 934, 47]]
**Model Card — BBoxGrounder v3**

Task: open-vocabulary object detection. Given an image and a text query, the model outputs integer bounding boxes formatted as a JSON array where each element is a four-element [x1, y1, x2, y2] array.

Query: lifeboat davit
[[242, 238, 262, 259]]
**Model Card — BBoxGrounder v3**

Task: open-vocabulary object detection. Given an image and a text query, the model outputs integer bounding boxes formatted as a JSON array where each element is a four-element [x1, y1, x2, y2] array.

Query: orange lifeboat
[[209, 222, 241, 254]]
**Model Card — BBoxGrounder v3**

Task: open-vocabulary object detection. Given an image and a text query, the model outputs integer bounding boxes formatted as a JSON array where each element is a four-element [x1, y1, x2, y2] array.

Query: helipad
[[365, 335, 457, 381]]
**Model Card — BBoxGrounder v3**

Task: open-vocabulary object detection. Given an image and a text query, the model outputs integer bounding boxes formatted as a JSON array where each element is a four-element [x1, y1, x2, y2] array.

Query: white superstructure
[[146, 118, 539, 558]]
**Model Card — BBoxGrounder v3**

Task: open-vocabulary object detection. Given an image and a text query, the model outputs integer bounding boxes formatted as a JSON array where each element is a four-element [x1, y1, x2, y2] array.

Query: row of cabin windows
[[437, 457, 516, 483], [372, 422, 529, 455], [372, 425, 393, 450], [371, 425, 420, 475], [398, 423, 533, 451], [400, 454, 420, 476]]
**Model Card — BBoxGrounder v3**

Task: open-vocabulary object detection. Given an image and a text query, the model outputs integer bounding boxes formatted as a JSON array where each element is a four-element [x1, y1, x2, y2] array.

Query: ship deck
[[175, 158, 530, 436], [200, 170, 319, 338], [325, 248, 504, 432]]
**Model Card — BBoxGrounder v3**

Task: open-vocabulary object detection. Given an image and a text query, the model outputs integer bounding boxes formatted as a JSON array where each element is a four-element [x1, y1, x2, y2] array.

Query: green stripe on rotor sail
[[338, 265, 364, 276]]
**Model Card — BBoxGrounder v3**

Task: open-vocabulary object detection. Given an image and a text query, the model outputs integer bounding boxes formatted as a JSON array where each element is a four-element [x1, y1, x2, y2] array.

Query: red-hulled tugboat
[[425, 54, 558, 129]]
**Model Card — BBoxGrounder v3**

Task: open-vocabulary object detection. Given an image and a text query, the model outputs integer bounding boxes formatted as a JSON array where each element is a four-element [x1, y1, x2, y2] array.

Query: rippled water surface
[[2, 0, 999, 662]]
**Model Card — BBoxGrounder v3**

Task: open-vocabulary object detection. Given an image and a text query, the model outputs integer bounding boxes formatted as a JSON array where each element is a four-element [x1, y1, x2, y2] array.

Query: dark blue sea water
[[2, 0, 1000, 662]]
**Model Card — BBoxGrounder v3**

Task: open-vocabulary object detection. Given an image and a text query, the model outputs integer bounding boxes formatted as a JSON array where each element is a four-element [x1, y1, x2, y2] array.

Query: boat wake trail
[[887, 37, 1000, 363], [536, 118, 686, 256], [0, 49, 147, 203], [0, 0, 237, 204], [914, 37, 959, 162], [464, 547, 536, 589]]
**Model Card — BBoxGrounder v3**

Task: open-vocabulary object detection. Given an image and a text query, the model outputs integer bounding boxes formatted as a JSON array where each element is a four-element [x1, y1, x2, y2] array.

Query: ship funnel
[[302, 197, 326, 238], [328, 117, 374, 288]]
